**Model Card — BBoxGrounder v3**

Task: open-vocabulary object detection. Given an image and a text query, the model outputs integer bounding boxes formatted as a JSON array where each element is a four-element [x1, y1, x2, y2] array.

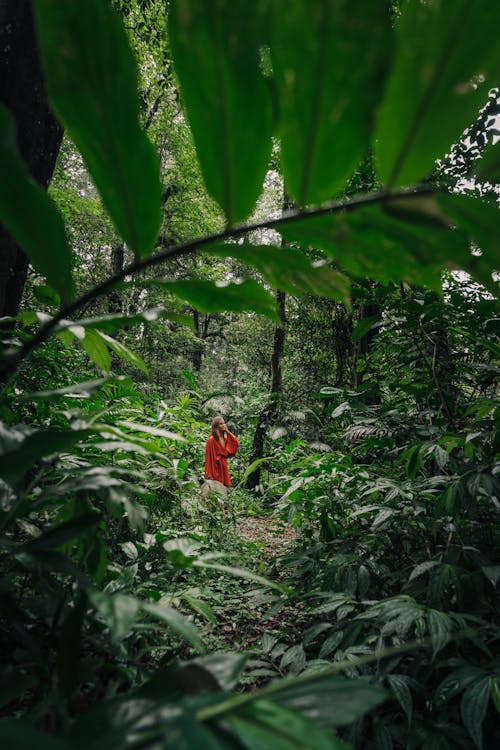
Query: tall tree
[[0, 0, 63, 318]]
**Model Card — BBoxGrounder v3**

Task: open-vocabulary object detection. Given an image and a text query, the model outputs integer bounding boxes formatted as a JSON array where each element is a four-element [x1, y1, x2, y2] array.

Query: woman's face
[[216, 419, 227, 434]]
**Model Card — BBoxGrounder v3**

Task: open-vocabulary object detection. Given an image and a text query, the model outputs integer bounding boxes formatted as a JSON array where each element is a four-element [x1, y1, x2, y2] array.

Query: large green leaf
[[437, 193, 500, 281], [18, 376, 129, 400], [461, 677, 490, 750], [98, 332, 149, 376], [271, 675, 386, 728], [89, 591, 140, 643], [269, 0, 391, 205], [168, 0, 273, 225], [33, 0, 161, 258], [208, 243, 350, 304], [475, 143, 500, 184], [142, 602, 205, 654], [375, 0, 500, 187], [0, 428, 90, 479], [277, 194, 478, 289], [225, 698, 349, 750], [136, 278, 280, 323], [25, 512, 100, 551], [0, 105, 73, 301]]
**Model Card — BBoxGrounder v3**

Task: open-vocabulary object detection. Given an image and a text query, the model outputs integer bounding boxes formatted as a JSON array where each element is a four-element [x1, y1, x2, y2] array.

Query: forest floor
[[205, 513, 304, 669], [236, 514, 297, 561]]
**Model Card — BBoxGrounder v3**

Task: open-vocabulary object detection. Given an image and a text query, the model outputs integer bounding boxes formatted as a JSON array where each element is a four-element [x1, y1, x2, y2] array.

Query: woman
[[203, 416, 239, 499]]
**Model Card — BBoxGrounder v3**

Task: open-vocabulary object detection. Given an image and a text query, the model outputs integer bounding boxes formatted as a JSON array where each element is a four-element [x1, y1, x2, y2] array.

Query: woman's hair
[[211, 416, 224, 438]]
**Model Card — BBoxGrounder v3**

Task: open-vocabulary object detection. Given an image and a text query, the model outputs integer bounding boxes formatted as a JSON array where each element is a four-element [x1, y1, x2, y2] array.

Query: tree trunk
[[108, 244, 125, 313], [246, 289, 286, 491], [0, 0, 63, 318], [352, 300, 380, 389]]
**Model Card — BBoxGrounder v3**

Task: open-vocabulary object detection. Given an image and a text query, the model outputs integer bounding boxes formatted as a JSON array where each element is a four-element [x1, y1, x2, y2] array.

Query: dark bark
[[0, 0, 63, 318], [246, 290, 286, 491]]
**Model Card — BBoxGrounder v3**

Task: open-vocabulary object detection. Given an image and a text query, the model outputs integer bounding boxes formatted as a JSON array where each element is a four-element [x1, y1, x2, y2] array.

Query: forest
[[0, 1, 499, 748]]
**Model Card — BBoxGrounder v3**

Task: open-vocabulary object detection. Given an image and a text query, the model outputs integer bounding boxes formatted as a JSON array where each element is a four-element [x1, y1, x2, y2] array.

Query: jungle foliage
[[0, 1, 499, 749]]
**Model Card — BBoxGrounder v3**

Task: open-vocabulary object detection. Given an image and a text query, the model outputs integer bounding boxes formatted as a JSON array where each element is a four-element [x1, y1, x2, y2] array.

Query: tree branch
[[0, 185, 438, 380]]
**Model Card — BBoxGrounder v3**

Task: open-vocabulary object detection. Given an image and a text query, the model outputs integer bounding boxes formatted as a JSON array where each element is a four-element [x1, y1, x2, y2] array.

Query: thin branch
[[0, 184, 438, 380]]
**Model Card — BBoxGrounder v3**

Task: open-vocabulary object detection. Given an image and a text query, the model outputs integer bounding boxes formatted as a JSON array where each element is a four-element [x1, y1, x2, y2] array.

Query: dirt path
[[236, 515, 297, 561]]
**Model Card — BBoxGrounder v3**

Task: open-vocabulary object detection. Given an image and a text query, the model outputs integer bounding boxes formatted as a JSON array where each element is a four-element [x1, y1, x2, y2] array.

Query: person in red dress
[[203, 416, 239, 498]]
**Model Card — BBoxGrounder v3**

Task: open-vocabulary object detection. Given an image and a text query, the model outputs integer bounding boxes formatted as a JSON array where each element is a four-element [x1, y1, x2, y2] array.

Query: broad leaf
[[437, 193, 500, 283], [82, 329, 112, 372], [168, 0, 273, 224], [376, 0, 500, 187], [193, 560, 288, 594], [57, 595, 87, 698], [0, 428, 90, 479], [56, 308, 193, 336], [461, 677, 491, 750], [225, 698, 348, 750], [142, 602, 205, 654], [269, 0, 391, 205], [136, 278, 280, 323], [89, 591, 140, 642], [0, 105, 73, 301], [208, 243, 350, 304], [33, 0, 161, 257], [387, 675, 413, 726], [98, 332, 149, 376], [280, 194, 478, 290], [25, 513, 100, 551], [475, 143, 500, 184], [18, 376, 129, 400], [270, 675, 386, 728]]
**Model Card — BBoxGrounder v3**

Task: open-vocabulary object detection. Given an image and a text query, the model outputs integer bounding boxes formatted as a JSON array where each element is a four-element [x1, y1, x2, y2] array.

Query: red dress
[[204, 431, 239, 486]]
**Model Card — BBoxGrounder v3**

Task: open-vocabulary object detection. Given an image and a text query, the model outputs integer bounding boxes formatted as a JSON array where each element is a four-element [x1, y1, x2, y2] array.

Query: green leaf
[[168, 0, 273, 225], [0, 720, 74, 750], [33, 0, 161, 258], [33, 285, 61, 307], [0, 428, 90, 479], [57, 595, 87, 699], [278, 194, 484, 289], [225, 698, 349, 750], [351, 316, 380, 343], [408, 560, 441, 582], [56, 307, 193, 335], [437, 193, 500, 286], [269, 0, 391, 205], [461, 677, 490, 750], [272, 676, 386, 728], [0, 105, 74, 301], [193, 560, 288, 594], [89, 591, 139, 642], [181, 594, 218, 625], [98, 332, 149, 376], [118, 421, 185, 442], [25, 513, 100, 551], [142, 602, 205, 654], [192, 652, 248, 691], [18, 376, 130, 400], [387, 675, 413, 726], [475, 143, 500, 184], [427, 609, 453, 659], [375, 0, 500, 187], [82, 329, 111, 372], [208, 243, 350, 304], [137, 278, 280, 323]]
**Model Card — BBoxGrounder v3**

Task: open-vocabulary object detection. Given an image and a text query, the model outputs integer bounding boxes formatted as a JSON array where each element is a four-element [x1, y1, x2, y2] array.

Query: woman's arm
[[224, 431, 239, 458]]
